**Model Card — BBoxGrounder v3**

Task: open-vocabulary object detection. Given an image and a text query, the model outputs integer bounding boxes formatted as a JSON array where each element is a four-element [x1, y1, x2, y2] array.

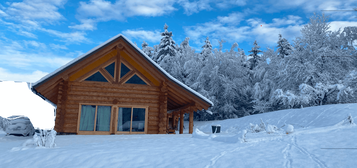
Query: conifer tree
[[200, 37, 212, 62], [153, 23, 177, 65], [276, 34, 293, 58], [248, 40, 262, 70]]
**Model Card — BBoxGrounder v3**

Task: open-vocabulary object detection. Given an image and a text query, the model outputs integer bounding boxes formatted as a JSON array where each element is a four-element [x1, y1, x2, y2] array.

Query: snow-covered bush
[[249, 119, 266, 133], [33, 129, 57, 148], [249, 123, 263, 133], [285, 125, 294, 134], [266, 124, 278, 134]]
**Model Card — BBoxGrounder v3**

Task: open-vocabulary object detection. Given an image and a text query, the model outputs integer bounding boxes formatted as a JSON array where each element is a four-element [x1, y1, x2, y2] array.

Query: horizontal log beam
[[167, 102, 195, 114]]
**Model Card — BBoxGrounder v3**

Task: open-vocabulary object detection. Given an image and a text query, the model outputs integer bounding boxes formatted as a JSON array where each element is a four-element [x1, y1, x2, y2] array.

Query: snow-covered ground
[[1, 103, 356, 168]]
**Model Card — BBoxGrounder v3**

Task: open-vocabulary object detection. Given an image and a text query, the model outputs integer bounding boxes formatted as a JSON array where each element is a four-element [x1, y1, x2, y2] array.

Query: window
[[125, 74, 147, 85], [117, 107, 131, 132], [79, 105, 95, 131], [78, 104, 147, 134], [117, 107, 146, 133], [96, 106, 111, 131], [104, 62, 115, 78], [132, 108, 145, 132], [84, 71, 108, 82], [79, 105, 112, 132], [120, 63, 130, 78]]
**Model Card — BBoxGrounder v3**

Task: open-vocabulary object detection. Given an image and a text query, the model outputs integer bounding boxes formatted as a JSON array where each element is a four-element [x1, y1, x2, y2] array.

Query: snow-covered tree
[[179, 37, 190, 51], [252, 14, 357, 113], [141, 41, 154, 58], [341, 26, 357, 49], [276, 34, 293, 58], [153, 23, 177, 65], [248, 40, 262, 70], [129, 14, 357, 119], [272, 14, 355, 92], [250, 48, 278, 113], [200, 37, 212, 62], [172, 37, 196, 83]]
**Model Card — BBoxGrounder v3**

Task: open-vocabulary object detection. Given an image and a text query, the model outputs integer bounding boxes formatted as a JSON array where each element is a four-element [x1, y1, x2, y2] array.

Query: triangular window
[[85, 71, 108, 82], [120, 63, 130, 78], [105, 62, 115, 78], [125, 74, 147, 85]]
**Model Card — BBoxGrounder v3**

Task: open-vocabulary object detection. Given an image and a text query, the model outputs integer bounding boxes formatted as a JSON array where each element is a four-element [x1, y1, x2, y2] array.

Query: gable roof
[[33, 34, 213, 107]]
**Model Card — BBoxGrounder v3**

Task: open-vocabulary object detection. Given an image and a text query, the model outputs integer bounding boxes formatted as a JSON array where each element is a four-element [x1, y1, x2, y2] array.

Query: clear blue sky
[[0, 0, 356, 82]]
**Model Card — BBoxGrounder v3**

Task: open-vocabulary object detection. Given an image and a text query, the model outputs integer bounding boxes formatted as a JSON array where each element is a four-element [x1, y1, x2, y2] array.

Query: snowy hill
[[0, 104, 356, 168], [197, 103, 356, 134]]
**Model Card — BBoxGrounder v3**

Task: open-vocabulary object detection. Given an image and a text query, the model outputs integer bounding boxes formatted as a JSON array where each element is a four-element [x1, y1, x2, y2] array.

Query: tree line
[[141, 14, 357, 121]]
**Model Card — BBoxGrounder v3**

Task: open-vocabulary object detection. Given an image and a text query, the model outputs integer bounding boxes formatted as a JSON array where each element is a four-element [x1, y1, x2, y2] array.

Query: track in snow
[[204, 144, 253, 168], [290, 136, 327, 168], [282, 143, 293, 168]]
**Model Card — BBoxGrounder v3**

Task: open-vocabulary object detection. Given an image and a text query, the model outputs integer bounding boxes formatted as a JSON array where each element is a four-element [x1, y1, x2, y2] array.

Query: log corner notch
[[55, 79, 69, 133], [158, 81, 168, 134], [167, 102, 196, 134]]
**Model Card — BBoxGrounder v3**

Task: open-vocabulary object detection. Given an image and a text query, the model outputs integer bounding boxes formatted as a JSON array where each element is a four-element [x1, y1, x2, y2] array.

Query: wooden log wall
[[59, 81, 161, 134], [55, 80, 68, 133], [158, 82, 168, 134]]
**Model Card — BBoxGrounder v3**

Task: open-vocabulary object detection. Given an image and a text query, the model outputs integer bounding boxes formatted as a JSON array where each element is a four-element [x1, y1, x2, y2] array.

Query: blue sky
[[0, 0, 356, 82]]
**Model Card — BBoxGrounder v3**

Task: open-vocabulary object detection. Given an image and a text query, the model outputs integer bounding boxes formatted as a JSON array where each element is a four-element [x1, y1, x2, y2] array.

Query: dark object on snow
[[212, 125, 221, 133], [5, 115, 35, 136]]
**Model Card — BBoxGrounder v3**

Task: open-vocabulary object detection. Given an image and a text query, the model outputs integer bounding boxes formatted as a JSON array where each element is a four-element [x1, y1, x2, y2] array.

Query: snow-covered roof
[[33, 34, 213, 107]]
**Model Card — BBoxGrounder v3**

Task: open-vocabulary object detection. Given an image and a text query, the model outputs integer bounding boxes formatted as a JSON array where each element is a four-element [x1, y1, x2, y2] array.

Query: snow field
[[0, 103, 356, 168]]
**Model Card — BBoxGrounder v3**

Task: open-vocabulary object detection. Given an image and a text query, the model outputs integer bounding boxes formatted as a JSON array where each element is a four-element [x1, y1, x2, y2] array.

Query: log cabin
[[32, 34, 213, 135]]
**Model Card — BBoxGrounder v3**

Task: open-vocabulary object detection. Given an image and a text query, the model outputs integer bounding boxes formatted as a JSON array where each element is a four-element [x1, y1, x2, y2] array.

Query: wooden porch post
[[189, 111, 194, 134], [179, 111, 184, 134]]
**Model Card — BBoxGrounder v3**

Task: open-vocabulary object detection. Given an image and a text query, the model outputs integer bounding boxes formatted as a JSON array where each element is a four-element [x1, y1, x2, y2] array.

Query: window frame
[[119, 58, 152, 86], [119, 62, 132, 80], [122, 73, 149, 85], [77, 103, 114, 135], [82, 70, 110, 83], [75, 58, 117, 83], [103, 60, 117, 81], [77, 103, 148, 135], [115, 105, 148, 134]]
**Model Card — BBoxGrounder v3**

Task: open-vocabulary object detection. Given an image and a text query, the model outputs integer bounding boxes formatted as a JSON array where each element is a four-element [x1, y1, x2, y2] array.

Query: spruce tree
[[276, 34, 293, 58], [154, 23, 177, 65], [248, 40, 262, 70], [200, 37, 212, 62]]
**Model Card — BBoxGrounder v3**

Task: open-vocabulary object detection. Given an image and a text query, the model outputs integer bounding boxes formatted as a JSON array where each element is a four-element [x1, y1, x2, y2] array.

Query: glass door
[[116, 107, 147, 134], [79, 105, 112, 133]]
